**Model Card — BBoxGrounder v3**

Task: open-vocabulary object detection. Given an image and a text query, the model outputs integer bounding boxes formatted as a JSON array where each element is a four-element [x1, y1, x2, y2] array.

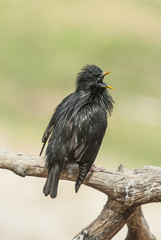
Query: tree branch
[[125, 207, 156, 240], [0, 148, 158, 239]]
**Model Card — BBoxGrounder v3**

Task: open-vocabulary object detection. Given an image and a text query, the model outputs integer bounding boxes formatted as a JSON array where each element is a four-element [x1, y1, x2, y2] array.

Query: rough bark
[[0, 148, 158, 240], [125, 207, 156, 240]]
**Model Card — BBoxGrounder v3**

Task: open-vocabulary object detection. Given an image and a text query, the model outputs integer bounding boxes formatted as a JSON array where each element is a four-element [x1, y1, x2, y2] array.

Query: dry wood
[[0, 148, 159, 239], [125, 207, 156, 240]]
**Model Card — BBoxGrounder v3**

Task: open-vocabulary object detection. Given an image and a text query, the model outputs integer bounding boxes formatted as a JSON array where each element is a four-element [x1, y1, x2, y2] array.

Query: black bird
[[40, 65, 114, 198]]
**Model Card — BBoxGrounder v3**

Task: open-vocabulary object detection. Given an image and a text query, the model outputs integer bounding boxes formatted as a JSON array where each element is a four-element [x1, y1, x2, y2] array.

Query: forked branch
[[0, 148, 159, 239]]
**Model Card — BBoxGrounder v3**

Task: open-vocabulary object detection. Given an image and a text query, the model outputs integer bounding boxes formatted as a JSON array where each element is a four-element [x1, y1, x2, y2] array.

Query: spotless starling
[[40, 65, 114, 198]]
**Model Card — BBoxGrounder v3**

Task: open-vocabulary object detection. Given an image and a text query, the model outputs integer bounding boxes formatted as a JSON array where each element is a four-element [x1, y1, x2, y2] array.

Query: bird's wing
[[40, 93, 74, 156], [75, 139, 102, 192], [39, 117, 55, 155], [69, 108, 107, 191]]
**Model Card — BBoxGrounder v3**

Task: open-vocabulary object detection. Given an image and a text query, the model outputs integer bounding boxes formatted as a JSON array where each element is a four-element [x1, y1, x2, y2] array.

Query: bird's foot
[[86, 164, 106, 177]]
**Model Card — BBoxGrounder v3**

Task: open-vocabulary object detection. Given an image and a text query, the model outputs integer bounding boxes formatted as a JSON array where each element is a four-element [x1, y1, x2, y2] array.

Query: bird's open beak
[[103, 71, 114, 90]]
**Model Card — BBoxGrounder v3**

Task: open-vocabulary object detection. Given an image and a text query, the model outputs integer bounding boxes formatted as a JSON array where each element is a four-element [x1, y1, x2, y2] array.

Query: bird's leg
[[86, 164, 106, 177]]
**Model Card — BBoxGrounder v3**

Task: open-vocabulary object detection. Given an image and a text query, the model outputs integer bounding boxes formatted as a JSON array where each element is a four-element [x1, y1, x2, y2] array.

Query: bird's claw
[[86, 164, 106, 177]]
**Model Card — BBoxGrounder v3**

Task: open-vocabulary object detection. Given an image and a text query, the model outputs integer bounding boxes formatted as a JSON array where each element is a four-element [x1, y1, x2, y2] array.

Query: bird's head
[[76, 65, 114, 91]]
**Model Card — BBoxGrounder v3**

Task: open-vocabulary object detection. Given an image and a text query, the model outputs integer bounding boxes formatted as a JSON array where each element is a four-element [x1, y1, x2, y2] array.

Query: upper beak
[[103, 71, 111, 76], [102, 71, 114, 90]]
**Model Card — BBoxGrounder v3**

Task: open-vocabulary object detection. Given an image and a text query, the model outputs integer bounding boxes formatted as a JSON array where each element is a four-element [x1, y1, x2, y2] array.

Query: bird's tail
[[43, 164, 61, 198], [75, 163, 89, 193]]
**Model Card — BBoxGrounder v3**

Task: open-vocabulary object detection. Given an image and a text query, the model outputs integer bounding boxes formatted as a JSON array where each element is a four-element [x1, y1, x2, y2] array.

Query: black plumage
[[40, 65, 114, 198]]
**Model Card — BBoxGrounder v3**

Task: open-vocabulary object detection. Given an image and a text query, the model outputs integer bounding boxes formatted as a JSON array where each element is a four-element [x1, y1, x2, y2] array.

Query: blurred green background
[[1, 0, 161, 168], [0, 0, 161, 239]]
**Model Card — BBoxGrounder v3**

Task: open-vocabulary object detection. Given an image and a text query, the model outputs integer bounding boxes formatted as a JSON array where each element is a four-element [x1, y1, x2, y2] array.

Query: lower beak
[[104, 84, 114, 90]]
